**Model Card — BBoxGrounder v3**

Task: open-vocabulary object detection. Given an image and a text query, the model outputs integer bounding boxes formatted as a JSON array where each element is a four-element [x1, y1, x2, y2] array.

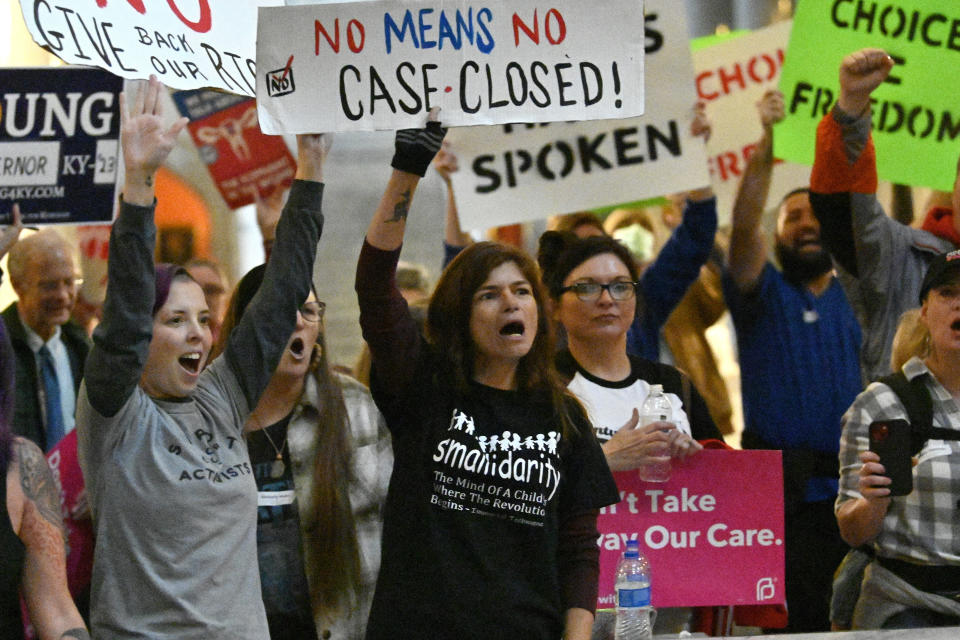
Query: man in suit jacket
[[3, 229, 89, 451]]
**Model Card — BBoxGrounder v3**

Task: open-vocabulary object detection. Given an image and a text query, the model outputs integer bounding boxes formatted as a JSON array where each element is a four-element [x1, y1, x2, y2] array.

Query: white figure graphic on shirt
[[546, 431, 559, 455]]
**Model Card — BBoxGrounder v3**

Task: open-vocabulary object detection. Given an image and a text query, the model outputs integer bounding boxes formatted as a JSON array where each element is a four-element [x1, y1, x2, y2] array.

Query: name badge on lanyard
[[258, 490, 296, 507]]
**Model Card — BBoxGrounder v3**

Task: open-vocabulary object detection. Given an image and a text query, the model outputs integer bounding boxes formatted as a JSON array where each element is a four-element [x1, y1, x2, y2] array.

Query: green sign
[[776, 0, 960, 191]]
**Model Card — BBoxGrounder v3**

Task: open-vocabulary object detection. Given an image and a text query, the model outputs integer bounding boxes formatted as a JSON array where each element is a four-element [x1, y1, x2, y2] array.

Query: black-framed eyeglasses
[[559, 281, 639, 302], [300, 301, 325, 322]]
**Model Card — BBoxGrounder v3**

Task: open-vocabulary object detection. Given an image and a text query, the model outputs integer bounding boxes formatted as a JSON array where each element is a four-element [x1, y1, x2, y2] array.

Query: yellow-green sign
[[776, 0, 960, 191]]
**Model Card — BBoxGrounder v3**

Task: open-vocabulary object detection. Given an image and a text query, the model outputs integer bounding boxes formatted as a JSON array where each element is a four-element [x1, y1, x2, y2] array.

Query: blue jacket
[[627, 196, 718, 360]]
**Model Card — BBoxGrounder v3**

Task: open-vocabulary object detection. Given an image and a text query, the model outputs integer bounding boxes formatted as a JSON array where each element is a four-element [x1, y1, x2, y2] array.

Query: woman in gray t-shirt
[[76, 75, 328, 640]]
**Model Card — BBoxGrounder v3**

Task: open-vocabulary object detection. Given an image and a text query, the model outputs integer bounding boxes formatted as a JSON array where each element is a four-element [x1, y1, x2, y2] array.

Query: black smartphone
[[868, 419, 913, 497]]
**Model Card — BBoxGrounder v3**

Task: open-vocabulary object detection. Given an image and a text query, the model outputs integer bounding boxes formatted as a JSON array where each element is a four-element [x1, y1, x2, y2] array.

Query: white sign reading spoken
[[445, 0, 708, 230], [256, 0, 645, 133]]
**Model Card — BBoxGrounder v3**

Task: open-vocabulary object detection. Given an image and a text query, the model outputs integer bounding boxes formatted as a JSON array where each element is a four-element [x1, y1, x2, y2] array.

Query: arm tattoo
[[387, 189, 411, 223], [145, 174, 153, 187], [17, 440, 65, 535], [60, 629, 90, 640]]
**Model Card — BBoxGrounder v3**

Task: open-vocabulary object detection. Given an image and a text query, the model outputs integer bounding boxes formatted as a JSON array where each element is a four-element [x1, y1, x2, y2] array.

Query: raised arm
[[223, 135, 328, 413], [836, 449, 891, 546], [357, 116, 446, 412], [634, 103, 718, 335], [84, 76, 187, 416], [366, 117, 446, 251], [728, 89, 785, 292], [0, 203, 24, 264], [434, 141, 471, 268], [809, 49, 894, 277], [11, 438, 89, 640], [254, 188, 285, 262], [836, 48, 894, 120]]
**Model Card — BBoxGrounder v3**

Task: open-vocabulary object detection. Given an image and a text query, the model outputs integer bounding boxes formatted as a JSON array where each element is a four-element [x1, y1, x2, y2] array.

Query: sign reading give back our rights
[[18, 0, 282, 97], [255, 0, 646, 133]]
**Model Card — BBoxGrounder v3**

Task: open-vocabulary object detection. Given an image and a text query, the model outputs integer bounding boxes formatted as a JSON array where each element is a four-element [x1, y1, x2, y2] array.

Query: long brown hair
[[213, 265, 361, 617], [426, 241, 588, 439], [299, 330, 362, 616]]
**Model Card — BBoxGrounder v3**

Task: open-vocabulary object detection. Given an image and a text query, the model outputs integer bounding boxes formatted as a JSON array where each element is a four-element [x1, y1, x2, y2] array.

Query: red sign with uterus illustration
[[173, 89, 296, 209], [596, 449, 785, 609]]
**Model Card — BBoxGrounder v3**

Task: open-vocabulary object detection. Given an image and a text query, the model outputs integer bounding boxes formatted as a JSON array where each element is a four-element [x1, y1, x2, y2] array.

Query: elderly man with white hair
[[2, 226, 89, 452]]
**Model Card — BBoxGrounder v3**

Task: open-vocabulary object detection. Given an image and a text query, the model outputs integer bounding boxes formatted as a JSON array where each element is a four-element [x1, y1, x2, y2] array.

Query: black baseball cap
[[920, 249, 960, 303]]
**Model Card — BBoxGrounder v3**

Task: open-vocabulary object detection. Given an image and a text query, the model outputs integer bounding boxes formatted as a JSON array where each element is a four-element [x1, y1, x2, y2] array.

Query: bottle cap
[[650, 384, 663, 394], [625, 539, 639, 557]]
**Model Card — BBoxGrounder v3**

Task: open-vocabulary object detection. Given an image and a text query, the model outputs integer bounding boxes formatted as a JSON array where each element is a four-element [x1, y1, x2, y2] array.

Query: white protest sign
[[256, 0, 645, 133], [17, 0, 282, 97], [692, 20, 810, 224], [445, 0, 708, 230]]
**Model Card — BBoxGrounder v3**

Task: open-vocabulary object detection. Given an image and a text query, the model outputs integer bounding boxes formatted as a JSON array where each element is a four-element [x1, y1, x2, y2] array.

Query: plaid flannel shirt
[[837, 356, 960, 565]]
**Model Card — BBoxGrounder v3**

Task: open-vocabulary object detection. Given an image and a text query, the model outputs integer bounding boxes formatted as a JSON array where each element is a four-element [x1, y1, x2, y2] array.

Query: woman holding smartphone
[[836, 251, 960, 629]]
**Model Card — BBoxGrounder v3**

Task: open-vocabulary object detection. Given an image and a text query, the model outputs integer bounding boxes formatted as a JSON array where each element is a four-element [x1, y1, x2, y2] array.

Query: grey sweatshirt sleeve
[[223, 179, 324, 408], [84, 199, 157, 417]]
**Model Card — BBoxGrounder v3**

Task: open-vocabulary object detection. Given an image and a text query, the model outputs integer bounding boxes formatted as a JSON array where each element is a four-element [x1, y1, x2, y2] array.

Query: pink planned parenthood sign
[[597, 449, 785, 609]]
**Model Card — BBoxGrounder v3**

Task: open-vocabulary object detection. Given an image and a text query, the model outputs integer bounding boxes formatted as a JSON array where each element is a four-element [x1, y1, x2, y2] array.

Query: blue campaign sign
[[0, 67, 123, 226]]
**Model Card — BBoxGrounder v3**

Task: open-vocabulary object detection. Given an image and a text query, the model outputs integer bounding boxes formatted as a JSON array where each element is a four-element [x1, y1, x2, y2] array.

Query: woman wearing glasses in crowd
[[538, 232, 719, 634], [538, 231, 720, 466], [356, 115, 619, 640], [211, 265, 391, 640], [75, 76, 326, 638]]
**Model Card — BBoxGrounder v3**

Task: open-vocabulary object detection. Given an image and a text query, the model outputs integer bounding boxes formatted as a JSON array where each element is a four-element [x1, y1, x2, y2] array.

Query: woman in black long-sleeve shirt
[[356, 116, 618, 640]]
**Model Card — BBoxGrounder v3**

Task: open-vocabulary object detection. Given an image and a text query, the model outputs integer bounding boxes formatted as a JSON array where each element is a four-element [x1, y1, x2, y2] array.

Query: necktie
[[38, 345, 65, 450]]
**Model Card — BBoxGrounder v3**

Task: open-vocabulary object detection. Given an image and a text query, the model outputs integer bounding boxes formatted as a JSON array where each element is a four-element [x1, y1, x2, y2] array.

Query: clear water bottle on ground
[[614, 539, 655, 640], [639, 384, 673, 482]]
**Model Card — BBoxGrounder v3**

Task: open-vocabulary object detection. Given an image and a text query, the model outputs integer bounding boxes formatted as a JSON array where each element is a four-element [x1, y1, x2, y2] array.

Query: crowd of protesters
[[2, 43, 960, 640]]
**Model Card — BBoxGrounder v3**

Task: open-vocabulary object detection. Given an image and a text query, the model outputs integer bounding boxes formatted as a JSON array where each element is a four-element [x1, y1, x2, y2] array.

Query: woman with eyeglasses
[[538, 231, 720, 471], [538, 232, 719, 635], [211, 265, 391, 640], [75, 76, 327, 638]]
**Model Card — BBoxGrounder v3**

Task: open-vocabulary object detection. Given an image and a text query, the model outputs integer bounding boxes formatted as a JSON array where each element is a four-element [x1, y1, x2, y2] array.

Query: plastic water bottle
[[639, 384, 673, 482], [614, 539, 654, 640]]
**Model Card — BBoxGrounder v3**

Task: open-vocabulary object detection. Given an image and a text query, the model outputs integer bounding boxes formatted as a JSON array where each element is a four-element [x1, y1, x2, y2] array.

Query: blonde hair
[[890, 308, 929, 371]]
